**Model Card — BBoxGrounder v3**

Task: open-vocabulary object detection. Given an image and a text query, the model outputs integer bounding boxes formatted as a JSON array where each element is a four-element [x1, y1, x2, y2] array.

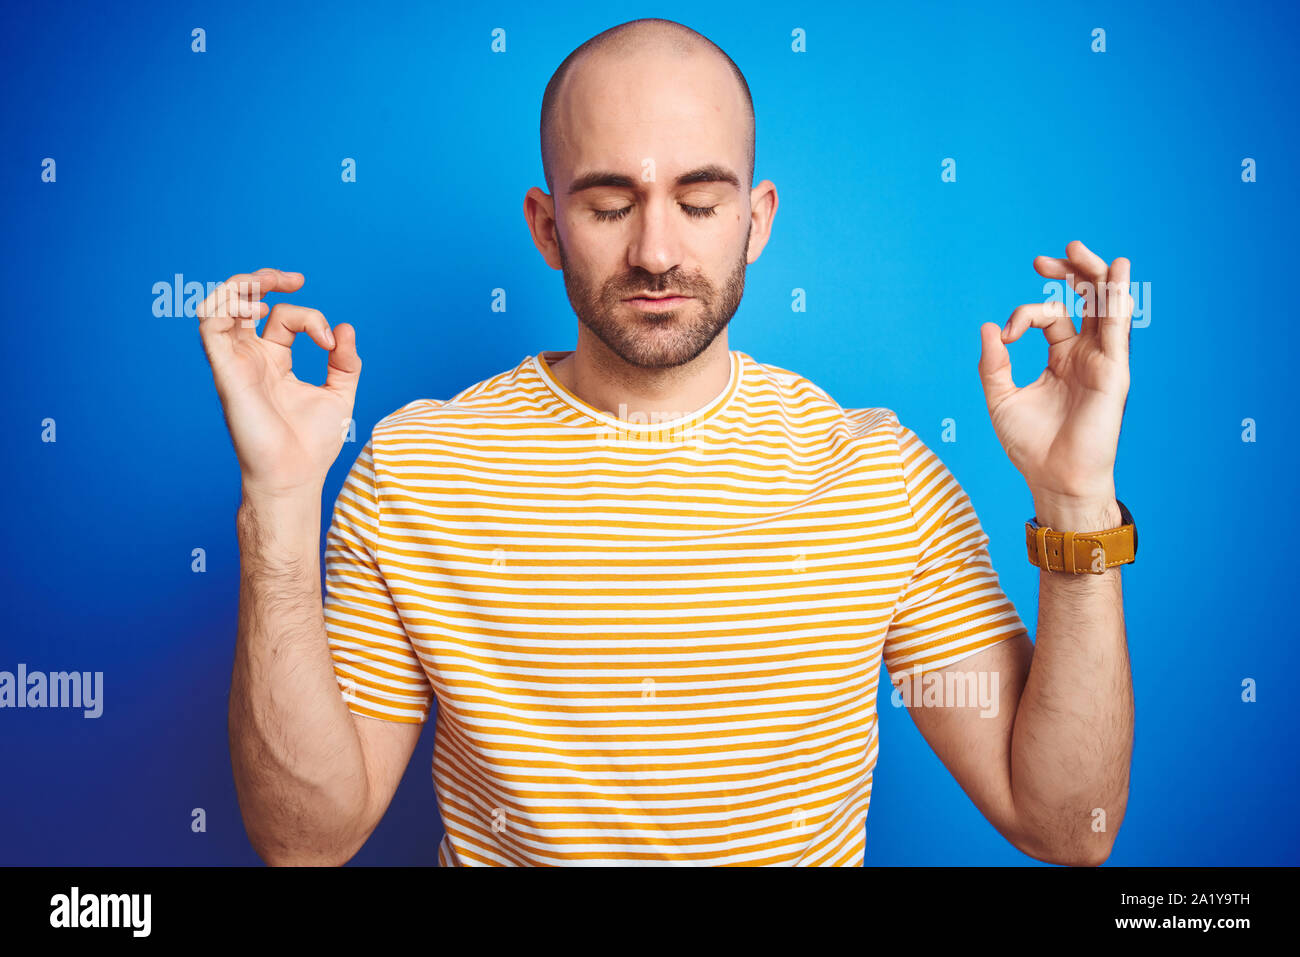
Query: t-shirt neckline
[[531, 349, 745, 433]]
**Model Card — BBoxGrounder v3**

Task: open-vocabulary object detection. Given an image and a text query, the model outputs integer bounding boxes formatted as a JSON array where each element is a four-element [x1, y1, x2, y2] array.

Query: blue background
[[2, 0, 1296, 865]]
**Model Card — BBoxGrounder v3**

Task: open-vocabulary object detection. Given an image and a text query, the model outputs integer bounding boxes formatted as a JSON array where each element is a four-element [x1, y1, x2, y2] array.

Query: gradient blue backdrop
[[2, 0, 1296, 865]]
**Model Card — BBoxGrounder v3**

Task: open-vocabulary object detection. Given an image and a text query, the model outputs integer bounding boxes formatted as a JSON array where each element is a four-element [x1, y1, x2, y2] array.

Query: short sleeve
[[324, 438, 434, 724], [881, 418, 1029, 685]]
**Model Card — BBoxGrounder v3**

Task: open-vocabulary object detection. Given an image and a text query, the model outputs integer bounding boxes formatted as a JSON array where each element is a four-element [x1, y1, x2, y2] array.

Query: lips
[[623, 294, 692, 313]]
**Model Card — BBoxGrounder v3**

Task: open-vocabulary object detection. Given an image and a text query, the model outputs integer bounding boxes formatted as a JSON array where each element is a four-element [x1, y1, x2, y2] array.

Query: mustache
[[614, 278, 705, 298]]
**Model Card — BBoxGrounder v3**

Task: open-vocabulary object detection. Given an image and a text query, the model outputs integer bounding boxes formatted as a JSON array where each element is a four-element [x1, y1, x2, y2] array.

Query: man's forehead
[[557, 82, 744, 187]]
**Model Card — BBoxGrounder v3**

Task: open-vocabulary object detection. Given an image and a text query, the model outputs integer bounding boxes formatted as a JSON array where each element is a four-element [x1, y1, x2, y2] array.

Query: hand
[[197, 268, 361, 497], [977, 241, 1132, 527]]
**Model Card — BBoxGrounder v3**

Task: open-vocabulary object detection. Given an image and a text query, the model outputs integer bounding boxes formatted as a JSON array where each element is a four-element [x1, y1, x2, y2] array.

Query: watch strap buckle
[[1025, 522, 1135, 573]]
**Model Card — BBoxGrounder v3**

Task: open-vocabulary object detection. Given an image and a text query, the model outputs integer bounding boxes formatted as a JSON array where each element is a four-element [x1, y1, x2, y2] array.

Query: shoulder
[[744, 354, 846, 411], [740, 352, 903, 442], [369, 355, 543, 444]]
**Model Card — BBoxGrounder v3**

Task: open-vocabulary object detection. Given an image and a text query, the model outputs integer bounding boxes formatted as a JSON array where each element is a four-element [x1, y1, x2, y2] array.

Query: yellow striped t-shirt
[[323, 349, 1028, 866]]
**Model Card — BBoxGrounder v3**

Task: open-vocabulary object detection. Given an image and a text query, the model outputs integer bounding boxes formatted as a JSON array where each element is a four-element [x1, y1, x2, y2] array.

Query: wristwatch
[[1025, 499, 1137, 574]]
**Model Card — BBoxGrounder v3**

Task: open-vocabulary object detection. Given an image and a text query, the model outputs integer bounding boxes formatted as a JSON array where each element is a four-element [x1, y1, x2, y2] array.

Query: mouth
[[623, 294, 693, 312]]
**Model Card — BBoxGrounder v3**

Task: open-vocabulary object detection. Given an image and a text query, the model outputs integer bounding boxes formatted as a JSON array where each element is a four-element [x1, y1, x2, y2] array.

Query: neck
[[547, 327, 732, 423]]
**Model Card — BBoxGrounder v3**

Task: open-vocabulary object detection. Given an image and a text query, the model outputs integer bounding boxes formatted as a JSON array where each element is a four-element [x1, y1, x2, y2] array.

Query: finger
[[1032, 255, 1102, 286], [196, 269, 302, 352], [1033, 256, 1094, 333], [1033, 255, 1073, 280], [197, 268, 303, 321], [197, 310, 235, 369], [238, 267, 304, 300], [230, 269, 303, 328], [325, 322, 362, 397], [1003, 300, 1076, 346], [197, 303, 259, 364], [1065, 240, 1110, 321], [1035, 243, 1107, 335], [197, 269, 302, 375], [1065, 240, 1108, 280], [263, 302, 335, 351], [978, 322, 1017, 410], [1100, 256, 1133, 356]]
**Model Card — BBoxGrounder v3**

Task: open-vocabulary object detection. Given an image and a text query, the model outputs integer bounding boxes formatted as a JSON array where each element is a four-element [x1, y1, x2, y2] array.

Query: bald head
[[539, 19, 755, 196]]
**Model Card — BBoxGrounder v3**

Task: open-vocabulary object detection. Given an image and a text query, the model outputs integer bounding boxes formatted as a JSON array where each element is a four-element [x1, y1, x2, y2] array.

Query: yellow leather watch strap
[[1025, 503, 1137, 574]]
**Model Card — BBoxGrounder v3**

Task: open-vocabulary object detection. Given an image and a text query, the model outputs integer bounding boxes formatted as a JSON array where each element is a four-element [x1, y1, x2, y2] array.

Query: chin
[[622, 340, 711, 370]]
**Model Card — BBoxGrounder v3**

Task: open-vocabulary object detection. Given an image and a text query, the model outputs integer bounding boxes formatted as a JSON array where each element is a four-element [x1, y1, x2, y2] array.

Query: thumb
[[325, 322, 362, 396], [977, 322, 1016, 410]]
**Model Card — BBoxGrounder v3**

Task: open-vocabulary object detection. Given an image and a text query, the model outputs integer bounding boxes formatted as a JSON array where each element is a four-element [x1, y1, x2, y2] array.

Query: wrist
[[240, 478, 324, 509], [1031, 493, 1122, 531], [237, 486, 323, 550]]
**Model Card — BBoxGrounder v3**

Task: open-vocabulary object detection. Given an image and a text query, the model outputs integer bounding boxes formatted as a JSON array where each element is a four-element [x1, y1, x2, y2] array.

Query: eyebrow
[[566, 164, 741, 196]]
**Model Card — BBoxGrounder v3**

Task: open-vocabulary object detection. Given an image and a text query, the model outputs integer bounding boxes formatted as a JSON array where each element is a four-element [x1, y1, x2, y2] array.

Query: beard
[[556, 223, 750, 370]]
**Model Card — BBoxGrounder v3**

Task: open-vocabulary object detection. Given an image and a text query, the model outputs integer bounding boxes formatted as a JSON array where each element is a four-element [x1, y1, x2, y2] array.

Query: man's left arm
[[904, 241, 1136, 866], [1022, 495, 1132, 865], [903, 524, 1131, 867]]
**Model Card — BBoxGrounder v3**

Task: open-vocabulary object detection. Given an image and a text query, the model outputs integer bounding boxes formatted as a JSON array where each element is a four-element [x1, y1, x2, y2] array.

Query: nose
[[626, 198, 683, 276]]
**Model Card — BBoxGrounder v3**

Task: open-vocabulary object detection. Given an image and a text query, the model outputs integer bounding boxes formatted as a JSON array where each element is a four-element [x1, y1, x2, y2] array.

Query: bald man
[[206, 18, 1135, 867]]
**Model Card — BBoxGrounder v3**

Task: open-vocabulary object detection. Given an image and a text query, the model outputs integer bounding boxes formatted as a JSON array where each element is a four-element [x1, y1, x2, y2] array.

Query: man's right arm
[[196, 268, 419, 865], [229, 488, 420, 866]]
